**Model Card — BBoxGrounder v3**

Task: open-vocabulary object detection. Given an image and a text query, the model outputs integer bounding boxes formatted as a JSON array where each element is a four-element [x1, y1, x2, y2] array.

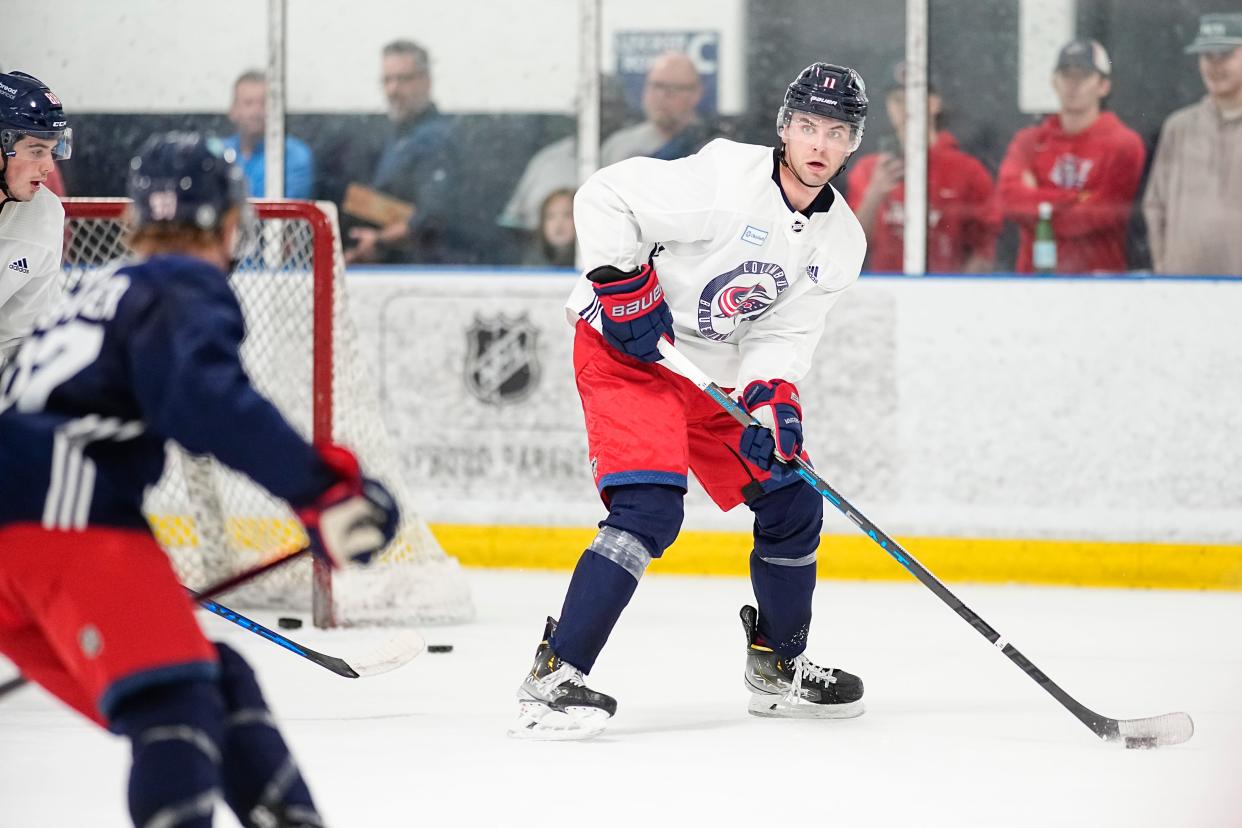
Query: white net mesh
[[62, 198, 474, 627]]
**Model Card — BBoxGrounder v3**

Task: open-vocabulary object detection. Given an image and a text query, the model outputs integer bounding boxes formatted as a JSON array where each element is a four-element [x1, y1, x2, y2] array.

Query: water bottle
[[1033, 201, 1056, 273]]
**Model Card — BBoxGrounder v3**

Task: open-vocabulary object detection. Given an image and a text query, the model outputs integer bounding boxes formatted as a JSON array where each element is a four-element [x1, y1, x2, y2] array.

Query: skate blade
[[508, 701, 611, 741], [747, 693, 865, 720]]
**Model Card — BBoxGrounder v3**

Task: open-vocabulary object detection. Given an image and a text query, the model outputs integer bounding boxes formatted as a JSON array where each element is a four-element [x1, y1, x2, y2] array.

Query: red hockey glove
[[296, 444, 400, 567], [587, 263, 675, 362], [738, 379, 804, 469]]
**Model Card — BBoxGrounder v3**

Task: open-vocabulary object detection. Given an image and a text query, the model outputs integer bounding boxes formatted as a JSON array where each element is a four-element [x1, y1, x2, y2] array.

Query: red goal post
[[60, 198, 474, 628]]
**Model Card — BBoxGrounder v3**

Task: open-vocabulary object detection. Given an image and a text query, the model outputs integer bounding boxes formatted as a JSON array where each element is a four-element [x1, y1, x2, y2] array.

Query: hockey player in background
[[0, 132, 399, 827], [0, 71, 71, 361], [512, 63, 870, 740]]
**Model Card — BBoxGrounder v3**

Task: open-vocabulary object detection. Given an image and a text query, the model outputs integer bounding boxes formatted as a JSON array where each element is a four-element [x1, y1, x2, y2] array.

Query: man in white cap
[[1143, 13, 1242, 275]]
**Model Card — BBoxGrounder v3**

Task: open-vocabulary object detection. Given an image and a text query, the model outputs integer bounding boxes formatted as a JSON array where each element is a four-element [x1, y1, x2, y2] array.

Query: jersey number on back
[[0, 322, 106, 414]]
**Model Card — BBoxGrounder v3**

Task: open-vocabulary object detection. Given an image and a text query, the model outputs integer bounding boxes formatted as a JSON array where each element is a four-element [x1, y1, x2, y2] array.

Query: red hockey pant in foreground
[[0, 524, 217, 726]]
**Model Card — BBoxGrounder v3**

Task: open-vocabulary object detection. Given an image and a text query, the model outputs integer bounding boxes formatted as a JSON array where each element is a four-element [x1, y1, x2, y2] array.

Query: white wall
[[1018, 0, 1076, 113], [344, 272, 1242, 545], [4, 0, 745, 114]]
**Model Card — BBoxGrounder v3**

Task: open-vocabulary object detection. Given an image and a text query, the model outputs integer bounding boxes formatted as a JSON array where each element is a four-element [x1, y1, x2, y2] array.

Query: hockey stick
[[186, 545, 425, 678], [192, 595, 425, 679], [656, 338, 1193, 749]]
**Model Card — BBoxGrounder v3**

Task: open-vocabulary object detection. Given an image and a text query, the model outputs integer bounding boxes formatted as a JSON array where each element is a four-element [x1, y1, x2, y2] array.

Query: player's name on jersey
[[39, 269, 131, 327]]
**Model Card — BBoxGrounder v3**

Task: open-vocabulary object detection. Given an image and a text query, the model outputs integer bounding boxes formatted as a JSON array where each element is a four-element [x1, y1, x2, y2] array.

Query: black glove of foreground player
[[587, 264, 675, 362]]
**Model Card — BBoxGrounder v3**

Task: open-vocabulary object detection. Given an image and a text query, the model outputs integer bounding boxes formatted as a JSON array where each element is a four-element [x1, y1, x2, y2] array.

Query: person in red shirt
[[996, 39, 1146, 274], [848, 62, 997, 273]]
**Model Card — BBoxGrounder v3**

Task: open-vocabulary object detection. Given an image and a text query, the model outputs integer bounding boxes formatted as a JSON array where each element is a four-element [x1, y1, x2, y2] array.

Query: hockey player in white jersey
[[0, 71, 71, 360], [512, 63, 871, 739]]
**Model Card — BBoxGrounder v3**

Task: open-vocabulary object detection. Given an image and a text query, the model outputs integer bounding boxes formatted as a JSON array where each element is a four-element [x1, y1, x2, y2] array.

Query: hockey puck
[[277, 617, 303, 630], [427, 644, 453, 653], [1124, 736, 1158, 750]]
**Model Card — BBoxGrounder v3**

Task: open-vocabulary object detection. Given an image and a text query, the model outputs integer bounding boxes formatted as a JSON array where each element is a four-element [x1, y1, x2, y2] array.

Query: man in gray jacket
[[1143, 13, 1242, 275]]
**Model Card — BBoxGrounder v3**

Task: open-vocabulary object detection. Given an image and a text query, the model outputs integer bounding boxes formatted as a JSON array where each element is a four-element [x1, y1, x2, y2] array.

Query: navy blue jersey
[[0, 254, 336, 530]]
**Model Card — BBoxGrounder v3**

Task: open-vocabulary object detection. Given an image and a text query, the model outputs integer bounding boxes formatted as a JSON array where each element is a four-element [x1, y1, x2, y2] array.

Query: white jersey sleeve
[[572, 147, 721, 269], [567, 138, 866, 390], [0, 187, 65, 357]]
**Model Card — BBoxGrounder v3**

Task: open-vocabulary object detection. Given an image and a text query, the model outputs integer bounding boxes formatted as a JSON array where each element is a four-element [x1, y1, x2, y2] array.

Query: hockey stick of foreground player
[[184, 545, 425, 678], [656, 338, 1193, 749], [192, 594, 425, 679]]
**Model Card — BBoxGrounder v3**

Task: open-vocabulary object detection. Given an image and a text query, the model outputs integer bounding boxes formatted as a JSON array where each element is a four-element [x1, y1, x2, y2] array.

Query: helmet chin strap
[[0, 151, 13, 202]]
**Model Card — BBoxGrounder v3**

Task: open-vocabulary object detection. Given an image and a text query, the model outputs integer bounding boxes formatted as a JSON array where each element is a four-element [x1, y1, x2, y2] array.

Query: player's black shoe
[[509, 617, 617, 740], [740, 604, 865, 719]]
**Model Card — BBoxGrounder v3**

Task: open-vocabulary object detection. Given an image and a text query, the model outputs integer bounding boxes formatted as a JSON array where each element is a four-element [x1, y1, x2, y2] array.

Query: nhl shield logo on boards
[[465, 313, 541, 405]]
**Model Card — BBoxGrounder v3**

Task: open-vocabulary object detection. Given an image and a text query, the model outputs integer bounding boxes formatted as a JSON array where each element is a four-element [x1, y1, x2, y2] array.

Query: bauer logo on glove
[[606, 282, 664, 320]]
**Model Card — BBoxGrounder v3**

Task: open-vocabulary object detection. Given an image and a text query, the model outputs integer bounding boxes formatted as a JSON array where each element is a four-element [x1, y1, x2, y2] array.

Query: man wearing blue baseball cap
[[1143, 13, 1242, 275]]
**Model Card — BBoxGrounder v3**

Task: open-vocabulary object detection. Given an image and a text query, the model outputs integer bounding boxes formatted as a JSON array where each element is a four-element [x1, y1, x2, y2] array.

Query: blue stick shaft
[[654, 338, 1129, 742]]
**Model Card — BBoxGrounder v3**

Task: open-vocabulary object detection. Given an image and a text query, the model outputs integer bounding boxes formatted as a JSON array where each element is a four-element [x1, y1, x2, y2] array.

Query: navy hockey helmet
[[777, 63, 868, 152], [128, 132, 258, 260], [0, 71, 72, 160]]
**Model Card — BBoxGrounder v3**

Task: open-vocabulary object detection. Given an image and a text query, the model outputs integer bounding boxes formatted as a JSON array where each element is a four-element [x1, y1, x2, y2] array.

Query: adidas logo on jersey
[[7, 258, 30, 274]]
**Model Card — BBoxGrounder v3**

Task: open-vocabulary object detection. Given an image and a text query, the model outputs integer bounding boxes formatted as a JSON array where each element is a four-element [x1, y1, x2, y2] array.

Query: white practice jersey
[[567, 138, 866, 390], [0, 187, 65, 357]]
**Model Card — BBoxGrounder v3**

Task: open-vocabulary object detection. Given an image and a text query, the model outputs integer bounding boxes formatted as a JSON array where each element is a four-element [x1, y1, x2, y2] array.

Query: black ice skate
[[509, 617, 617, 741], [740, 604, 865, 719]]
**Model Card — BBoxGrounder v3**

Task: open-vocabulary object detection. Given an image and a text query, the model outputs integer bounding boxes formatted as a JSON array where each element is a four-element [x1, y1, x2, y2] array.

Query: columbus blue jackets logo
[[464, 313, 540, 405], [697, 261, 789, 341]]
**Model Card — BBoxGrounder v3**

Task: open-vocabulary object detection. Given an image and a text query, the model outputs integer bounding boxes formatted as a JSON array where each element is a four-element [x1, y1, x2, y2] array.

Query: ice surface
[[1, 570, 1239, 827]]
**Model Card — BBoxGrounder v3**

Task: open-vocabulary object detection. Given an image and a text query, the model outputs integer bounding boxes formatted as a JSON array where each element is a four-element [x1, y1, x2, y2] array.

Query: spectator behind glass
[[847, 62, 997, 273], [521, 188, 576, 267], [1143, 13, 1242, 275], [345, 39, 464, 264], [497, 76, 630, 236], [601, 52, 713, 166], [995, 40, 1145, 274], [221, 70, 315, 199]]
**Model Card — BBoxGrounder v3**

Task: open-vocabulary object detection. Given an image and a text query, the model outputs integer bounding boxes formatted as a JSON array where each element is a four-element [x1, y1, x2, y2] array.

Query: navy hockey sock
[[750, 552, 817, 654], [553, 549, 641, 672], [552, 484, 683, 673], [748, 481, 823, 655], [214, 643, 321, 828], [110, 680, 225, 828]]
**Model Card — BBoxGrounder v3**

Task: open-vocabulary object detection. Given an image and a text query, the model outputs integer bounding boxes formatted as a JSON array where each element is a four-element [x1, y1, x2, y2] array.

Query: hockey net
[[60, 198, 474, 628]]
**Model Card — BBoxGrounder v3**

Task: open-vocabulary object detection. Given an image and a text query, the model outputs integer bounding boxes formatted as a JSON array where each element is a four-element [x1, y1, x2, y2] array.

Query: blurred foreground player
[[0, 132, 399, 827], [0, 71, 72, 361], [512, 63, 869, 740]]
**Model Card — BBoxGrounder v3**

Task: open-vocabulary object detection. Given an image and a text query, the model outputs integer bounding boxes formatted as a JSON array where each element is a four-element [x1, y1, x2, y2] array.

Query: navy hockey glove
[[297, 444, 400, 567], [738, 379, 804, 470], [587, 263, 674, 362]]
